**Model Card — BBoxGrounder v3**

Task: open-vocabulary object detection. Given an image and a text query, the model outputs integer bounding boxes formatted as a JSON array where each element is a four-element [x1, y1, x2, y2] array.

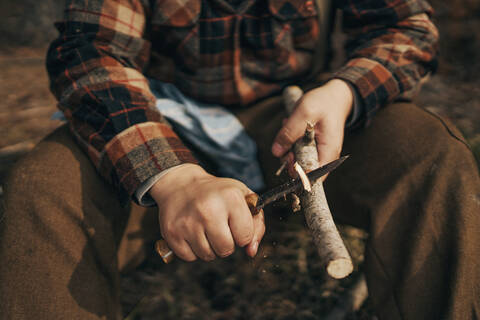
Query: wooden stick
[[283, 86, 353, 279]]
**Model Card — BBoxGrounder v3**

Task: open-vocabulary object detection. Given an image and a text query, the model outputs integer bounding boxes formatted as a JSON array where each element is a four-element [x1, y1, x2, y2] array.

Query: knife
[[248, 155, 349, 214], [155, 156, 349, 263]]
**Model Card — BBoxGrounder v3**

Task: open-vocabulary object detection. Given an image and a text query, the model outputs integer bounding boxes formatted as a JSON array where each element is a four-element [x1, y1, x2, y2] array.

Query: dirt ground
[[0, 5, 479, 319]]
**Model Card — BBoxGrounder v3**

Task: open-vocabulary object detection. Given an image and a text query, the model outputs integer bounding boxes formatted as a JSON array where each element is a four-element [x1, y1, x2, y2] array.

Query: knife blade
[[251, 156, 349, 214]]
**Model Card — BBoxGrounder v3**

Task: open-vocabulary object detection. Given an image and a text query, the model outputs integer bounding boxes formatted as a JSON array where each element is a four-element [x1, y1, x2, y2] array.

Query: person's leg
[[0, 125, 158, 319], [237, 98, 480, 319], [326, 103, 480, 319]]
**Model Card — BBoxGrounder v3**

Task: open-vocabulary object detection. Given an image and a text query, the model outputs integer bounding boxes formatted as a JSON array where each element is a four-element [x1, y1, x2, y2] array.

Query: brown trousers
[[1, 97, 479, 319]]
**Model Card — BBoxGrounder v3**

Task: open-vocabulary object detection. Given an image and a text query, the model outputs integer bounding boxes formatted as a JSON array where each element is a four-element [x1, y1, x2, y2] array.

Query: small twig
[[291, 193, 301, 212], [275, 161, 287, 176]]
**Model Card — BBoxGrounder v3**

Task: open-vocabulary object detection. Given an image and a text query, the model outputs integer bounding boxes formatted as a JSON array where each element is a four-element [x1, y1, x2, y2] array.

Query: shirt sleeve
[[134, 164, 194, 207], [46, 0, 198, 206], [332, 0, 439, 127]]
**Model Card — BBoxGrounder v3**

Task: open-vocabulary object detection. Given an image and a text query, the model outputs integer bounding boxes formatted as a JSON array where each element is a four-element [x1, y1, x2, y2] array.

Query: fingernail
[[272, 143, 284, 157]]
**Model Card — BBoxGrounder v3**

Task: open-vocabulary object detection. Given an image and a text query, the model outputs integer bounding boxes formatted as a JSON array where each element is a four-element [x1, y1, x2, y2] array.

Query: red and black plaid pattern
[[47, 0, 438, 203], [147, 0, 321, 105], [333, 0, 438, 127]]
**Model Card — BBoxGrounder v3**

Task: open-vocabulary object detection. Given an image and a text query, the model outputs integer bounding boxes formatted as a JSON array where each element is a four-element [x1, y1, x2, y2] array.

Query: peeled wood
[[283, 86, 353, 279]]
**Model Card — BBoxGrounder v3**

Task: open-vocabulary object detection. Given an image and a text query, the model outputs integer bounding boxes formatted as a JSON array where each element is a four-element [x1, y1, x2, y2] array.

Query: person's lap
[[237, 96, 480, 318], [1, 95, 479, 319]]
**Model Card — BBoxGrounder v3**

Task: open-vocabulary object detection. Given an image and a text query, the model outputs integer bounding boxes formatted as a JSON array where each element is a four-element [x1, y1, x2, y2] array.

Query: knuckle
[[197, 194, 221, 213], [218, 247, 235, 258], [195, 200, 216, 222], [182, 254, 197, 262], [197, 243, 216, 261], [198, 210, 215, 224], [162, 223, 177, 240], [300, 104, 316, 120], [215, 237, 235, 257], [223, 187, 244, 203], [201, 253, 216, 262], [236, 233, 253, 247], [174, 246, 197, 262], [235, 225, 254, 247]]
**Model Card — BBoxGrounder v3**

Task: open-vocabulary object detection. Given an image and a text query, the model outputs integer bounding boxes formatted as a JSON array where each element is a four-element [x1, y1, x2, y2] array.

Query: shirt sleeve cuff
[[100, 121, 198, 206], [341, 80, 365, 129], [134, 164, 192, 207], [333, 57, 401, 127]]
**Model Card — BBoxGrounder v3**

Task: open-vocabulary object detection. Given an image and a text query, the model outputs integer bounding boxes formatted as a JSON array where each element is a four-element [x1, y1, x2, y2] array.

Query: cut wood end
[[293, 162, 311, 192], [326, 258, 354, 279]]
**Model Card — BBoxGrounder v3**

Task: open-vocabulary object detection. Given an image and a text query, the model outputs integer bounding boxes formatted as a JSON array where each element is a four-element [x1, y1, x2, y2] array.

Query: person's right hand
[[148, 164, 265, 262]]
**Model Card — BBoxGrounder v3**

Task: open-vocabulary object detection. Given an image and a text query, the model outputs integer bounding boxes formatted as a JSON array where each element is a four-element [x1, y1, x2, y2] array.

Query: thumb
[[272, 108, 309, 157]]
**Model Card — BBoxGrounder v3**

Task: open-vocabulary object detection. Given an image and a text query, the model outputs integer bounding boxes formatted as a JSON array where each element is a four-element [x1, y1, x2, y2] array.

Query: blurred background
[[0, 1, 479, 319]]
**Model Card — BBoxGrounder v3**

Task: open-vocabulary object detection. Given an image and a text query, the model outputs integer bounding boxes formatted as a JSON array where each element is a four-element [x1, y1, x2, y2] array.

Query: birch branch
[[283, 86, 353, 279]]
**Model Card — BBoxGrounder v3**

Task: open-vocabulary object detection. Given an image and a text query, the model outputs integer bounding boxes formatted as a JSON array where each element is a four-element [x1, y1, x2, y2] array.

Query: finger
[[188, 230, 216, 261], [227, 190, 254, 247], [205, 221, 236, 258], [314, 121, 344, 180], [245, 210, 266, 258], [168, 239, 197, 262], [272, 107, 310, 157]]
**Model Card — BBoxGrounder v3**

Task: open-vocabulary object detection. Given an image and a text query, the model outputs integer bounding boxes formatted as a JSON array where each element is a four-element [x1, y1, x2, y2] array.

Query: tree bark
[[283, 86, 353, 279]]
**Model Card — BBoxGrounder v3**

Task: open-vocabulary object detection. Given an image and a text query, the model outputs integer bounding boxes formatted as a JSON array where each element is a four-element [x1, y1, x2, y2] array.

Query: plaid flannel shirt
[[46, 0, 439, 204]]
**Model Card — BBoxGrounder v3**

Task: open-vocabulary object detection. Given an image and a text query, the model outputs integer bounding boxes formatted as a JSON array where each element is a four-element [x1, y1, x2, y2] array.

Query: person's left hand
[[271, 79, 354, 177]]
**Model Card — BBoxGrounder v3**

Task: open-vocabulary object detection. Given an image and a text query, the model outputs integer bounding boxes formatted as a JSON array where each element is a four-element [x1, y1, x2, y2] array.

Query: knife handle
[[155, 193, 260, 264]]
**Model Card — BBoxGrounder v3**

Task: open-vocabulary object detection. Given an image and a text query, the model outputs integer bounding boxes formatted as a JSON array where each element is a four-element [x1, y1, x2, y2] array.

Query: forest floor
[[0, 11, 479, 319]]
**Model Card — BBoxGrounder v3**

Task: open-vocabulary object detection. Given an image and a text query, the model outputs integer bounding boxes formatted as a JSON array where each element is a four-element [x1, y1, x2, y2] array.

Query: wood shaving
[[293, 162, 311, 192]]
